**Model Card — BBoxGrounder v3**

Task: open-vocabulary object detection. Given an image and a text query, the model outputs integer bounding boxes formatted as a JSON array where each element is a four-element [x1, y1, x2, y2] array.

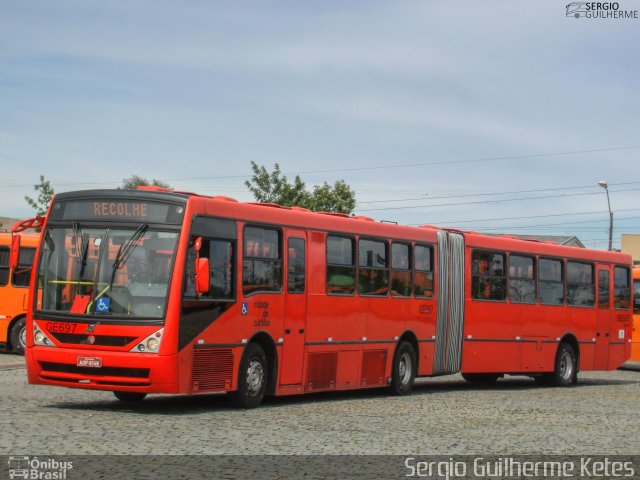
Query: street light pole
[[598, 180, 613, 251]]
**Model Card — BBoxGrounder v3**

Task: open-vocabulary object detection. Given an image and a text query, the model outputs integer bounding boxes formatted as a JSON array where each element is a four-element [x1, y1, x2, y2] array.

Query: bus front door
[[280, 232, 307, 385]]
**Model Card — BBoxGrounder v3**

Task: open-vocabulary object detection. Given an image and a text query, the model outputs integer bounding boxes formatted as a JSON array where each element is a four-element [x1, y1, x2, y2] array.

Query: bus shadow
[[42, 375, 639, 414]]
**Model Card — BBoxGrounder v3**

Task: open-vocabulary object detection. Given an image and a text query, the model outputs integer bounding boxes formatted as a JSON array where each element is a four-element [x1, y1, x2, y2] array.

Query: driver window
[[185, 237, 235, 301]]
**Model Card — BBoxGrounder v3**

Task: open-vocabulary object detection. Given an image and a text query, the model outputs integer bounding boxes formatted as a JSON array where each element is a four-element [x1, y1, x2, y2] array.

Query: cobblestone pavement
[[0, 353, 638, 456]]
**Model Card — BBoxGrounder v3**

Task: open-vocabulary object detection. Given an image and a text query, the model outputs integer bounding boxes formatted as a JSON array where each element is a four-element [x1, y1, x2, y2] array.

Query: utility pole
[[598, 180, 613, 251]]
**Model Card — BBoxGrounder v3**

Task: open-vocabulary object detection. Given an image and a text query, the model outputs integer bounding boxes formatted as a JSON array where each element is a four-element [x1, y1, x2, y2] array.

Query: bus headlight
[[146, 338, 159, 352], [33, 324, 55, 347], [130, 328, 163, 354]]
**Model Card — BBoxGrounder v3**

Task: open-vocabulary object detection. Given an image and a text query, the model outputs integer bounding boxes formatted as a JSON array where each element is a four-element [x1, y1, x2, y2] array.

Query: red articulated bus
[[23, 188, 633, 407]]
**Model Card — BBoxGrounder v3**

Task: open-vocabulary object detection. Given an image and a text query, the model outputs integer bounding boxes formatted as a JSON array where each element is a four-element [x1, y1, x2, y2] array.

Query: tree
[[120, 175, 171, 190], [25, 175, 55, 216], [307, 180, 356, 214], [244, 162, 356, 214]]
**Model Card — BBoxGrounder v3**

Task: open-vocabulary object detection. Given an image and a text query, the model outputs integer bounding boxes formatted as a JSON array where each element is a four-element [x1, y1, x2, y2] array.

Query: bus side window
[[0, 247, 9, 286], [598, 270, 610, 309], [471, 250, 506, 301], [242, 227, 282, 295], [326, 235, 355, 295], [391, 243, 412, 298], [613, 266, 631, 310], [539, 258, 564, 305], [12, 247, 36, 287], [567, 261, 594, 307], [414, 244, 433, 298], [509, 254, 535, 304], [287, 237, 305, 294], [358, 239, 388, 296]]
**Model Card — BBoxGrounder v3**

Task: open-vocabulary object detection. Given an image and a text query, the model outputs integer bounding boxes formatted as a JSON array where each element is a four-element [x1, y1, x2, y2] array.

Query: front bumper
[[26, 346, 179, 393]]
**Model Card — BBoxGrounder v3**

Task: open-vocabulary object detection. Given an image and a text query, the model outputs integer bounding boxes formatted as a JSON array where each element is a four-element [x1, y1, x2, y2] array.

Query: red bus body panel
[[25, 190, 633, 398]]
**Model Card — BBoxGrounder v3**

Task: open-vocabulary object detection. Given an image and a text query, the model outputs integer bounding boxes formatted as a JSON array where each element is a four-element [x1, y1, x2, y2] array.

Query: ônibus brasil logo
[[566, 2, 638, 18], [8, 456, 73, 479]]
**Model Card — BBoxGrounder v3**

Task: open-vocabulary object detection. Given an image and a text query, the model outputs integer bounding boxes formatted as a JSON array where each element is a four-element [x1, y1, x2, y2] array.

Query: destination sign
[[50, 199, 185, 224]]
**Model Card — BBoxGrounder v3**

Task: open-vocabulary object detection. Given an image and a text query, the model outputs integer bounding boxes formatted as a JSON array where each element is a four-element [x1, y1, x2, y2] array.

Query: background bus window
[[538, 258, 564, 305], [471, 250, 506, 301], [358, 239, 388, 296], [613, 266, 631, 309], [12, 247, 36, 287], [598, 270, 610, 309], [0, 247, 8, 286], [414, 244, 433, 298], [634, 277, 640, 314], [390, 243, 412, 297], [287, 237, 305, 294], [243, 227, 282, 295], [567, 261, 594, 307], [326, 235, 355, 295], [509, 255, 535, 304]]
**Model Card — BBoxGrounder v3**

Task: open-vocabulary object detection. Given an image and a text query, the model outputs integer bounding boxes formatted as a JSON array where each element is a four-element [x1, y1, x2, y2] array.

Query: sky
[[1, 0, 639, 249]]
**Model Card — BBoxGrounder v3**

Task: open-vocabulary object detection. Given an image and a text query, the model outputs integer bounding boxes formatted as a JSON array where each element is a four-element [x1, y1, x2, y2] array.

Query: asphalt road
[[1, 354, 638, 458]]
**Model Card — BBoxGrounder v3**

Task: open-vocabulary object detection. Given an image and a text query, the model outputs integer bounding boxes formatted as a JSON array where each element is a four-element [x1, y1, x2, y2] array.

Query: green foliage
[[25, 175, 55, 216], [306, 180, 356, 214], [245, 162, 356, 214], [120, 175, 171, 190]]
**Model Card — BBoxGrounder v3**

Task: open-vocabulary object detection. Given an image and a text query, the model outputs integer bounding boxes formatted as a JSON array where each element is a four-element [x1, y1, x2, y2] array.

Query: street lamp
[[598, 180, 613, 251]]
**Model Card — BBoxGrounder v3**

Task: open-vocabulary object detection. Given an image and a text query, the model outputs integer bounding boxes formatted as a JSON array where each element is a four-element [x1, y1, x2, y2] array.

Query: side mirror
[[195, 257, 210, 296], [10, 234, 21, 270]]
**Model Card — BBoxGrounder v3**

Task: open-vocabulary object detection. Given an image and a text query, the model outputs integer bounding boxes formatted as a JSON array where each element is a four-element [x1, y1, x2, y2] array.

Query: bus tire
[[461, 373, 499, 384], [9, 317, 27, 355], [113, 391, 147, 402], [390, 341, 416, 396], [546, 343, 577, 387], [229, 343, 268, 408]]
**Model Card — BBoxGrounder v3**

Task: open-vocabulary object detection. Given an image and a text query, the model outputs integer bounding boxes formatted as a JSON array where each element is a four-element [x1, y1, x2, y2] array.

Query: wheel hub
[[246, 359, 264, 395], [399, 352, 412, 384]]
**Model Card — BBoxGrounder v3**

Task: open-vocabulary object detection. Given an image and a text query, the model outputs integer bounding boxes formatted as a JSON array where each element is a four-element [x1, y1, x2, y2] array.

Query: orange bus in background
[[23, 188, 634, 407], [632, 265, 640, 361], [0, 230, 39, 354]]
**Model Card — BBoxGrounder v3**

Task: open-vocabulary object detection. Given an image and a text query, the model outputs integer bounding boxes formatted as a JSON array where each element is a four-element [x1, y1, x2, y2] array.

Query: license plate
[[77, 356, 102, 368]]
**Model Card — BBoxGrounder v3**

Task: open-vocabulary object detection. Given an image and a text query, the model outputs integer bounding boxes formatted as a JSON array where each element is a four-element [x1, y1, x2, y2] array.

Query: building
[[0, 217, 20, 232], [621, 234, 640, 264]]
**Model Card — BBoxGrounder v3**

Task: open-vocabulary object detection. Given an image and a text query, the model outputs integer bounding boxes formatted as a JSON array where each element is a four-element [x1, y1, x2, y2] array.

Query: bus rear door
[[594, 267, 611, 369]]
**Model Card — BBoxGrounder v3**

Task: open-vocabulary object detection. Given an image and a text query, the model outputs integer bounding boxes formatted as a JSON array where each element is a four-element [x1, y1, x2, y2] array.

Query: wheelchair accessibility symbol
[[96, 297, 111, 313], [241, 302, 248, 316]]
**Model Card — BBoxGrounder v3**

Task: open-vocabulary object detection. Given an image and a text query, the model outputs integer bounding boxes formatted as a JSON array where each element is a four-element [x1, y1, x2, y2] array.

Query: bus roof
[[51, 188, 632, 266], [0, 231, 39, 247]]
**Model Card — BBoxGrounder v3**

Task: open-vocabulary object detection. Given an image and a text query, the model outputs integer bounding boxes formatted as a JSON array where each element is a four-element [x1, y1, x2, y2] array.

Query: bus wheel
[[546, 343, 577, 387], [461, 373, 499, 384], [390, 341, 416, 396], [113, 391, 147, 402], [9, 318, 27, 355], [229, 343, 267, 408]]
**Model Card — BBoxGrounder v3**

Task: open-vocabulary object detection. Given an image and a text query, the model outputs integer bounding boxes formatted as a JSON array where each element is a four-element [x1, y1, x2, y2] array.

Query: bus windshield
[[36, 225, 179, 319]]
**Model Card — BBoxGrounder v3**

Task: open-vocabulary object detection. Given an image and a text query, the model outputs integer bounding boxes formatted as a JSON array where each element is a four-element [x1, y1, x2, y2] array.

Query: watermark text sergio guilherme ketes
[[566, 2, 639, 18], [405, 457, 635, 479]]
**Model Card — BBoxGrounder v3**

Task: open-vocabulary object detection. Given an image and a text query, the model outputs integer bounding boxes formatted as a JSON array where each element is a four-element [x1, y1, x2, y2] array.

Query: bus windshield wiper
[[90, 224, 148, 312], [72, 222, 89, 281], [108, 224, 148, 290]]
